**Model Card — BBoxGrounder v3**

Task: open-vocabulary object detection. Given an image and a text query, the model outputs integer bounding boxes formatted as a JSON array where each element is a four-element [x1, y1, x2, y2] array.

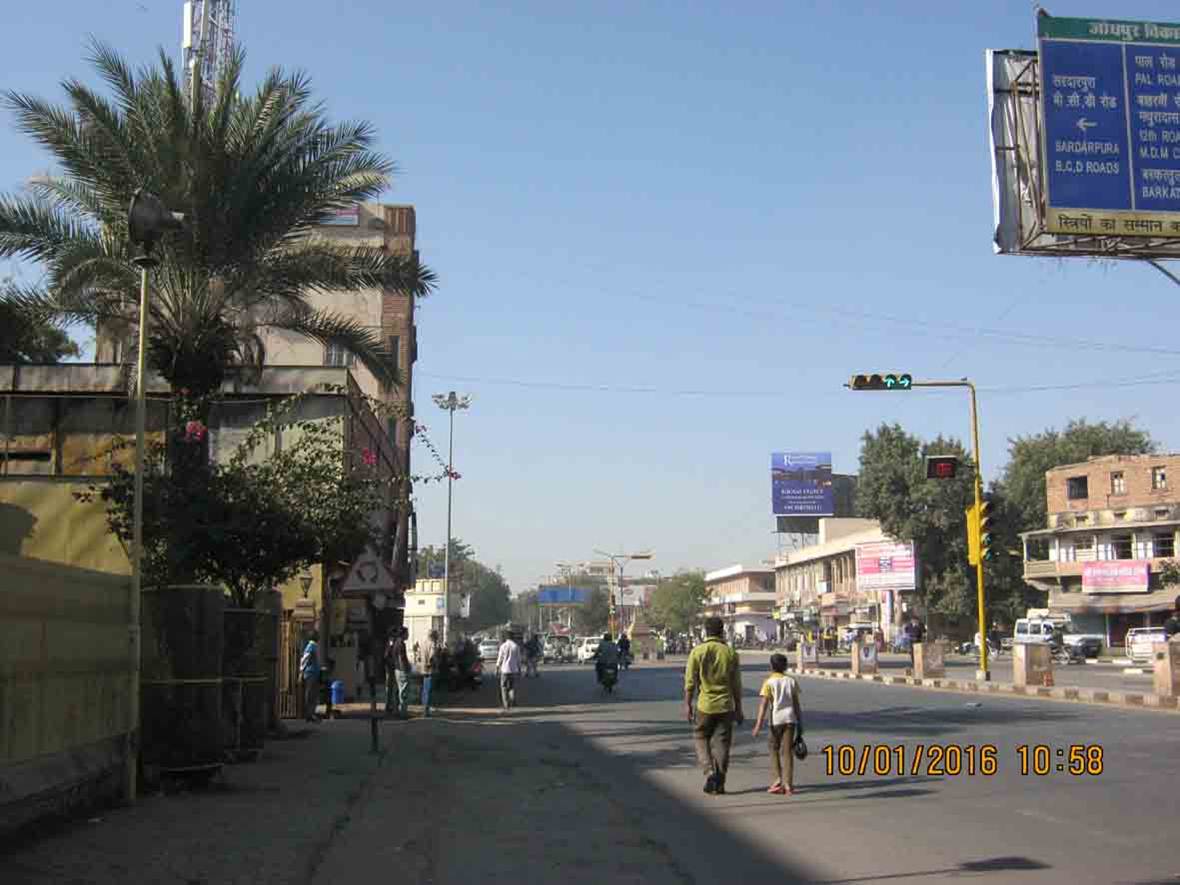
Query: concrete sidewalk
[[4, 716, 393, 885]]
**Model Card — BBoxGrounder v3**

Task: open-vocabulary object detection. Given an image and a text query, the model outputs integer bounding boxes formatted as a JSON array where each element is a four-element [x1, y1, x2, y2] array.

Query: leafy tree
[[416, 539, 510, 631], [464, 560, 511, 630], [0, 287, 79, 362], [511, 588, 541, 629], [80, 397, 396, 606], [998, 419, 1154, 533], [0, 40, 434, 421], [856, 423, 977, 623], [576, 586, 610, 635], [649, 570, 708, 634]]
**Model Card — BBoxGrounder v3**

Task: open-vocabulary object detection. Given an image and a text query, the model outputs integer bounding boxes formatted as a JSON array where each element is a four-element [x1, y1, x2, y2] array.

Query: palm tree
[[0, 40, 435, 414]]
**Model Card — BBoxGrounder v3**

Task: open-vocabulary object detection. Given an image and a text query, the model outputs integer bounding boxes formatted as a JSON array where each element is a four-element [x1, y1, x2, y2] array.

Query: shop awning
[[1049, 588, 1178, 614]]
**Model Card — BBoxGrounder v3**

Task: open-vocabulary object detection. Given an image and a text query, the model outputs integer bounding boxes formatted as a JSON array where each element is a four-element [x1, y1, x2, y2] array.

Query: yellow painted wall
[[0, 479, 129, 574], [0, 554, 131, 765]]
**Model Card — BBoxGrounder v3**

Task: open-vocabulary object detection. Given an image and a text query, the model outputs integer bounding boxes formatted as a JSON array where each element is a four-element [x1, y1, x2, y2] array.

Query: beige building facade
[[702, 564, 776, 643], [1022, 453, 1180, 647], [774, 518, 917, 643]]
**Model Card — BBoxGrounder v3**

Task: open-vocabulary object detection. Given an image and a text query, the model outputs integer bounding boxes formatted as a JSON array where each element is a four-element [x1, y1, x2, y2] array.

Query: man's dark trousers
[[692, 711, 734, 783]]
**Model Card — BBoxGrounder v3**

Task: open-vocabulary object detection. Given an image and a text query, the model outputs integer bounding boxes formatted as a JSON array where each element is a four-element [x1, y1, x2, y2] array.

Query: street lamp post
[[432, 391, 471, 646], [125, 189, 184, 804], [594, 549, 653, 638]]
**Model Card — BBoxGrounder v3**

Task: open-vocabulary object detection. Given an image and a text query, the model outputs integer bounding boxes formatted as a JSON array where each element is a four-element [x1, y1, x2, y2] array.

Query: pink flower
[[362, 448, 377, 467], [184, 420, 207, 442], [448, 470, 461, 480]]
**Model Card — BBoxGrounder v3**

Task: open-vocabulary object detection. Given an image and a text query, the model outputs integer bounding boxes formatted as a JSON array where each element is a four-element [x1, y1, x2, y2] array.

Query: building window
[[1153, 467, 1168, 490], [1113, 511, 1127, 522], [1067, 476, 1089, 500], [1074, 514, 1088, 526], [1111, 472, 1126, 495], [1155, 533, 1176, 558], [389, 335, 400, 367], [1111, 534, 1133, 560], [1156, 508, 1171, 520], [325, 343, 356, 368]]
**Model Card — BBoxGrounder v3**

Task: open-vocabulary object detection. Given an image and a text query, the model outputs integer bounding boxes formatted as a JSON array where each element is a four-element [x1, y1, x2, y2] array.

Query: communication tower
[[181, 0, 236, 106]]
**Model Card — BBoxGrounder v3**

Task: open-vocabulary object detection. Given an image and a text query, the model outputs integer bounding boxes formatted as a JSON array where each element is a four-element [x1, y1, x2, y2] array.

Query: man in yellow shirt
[[684, 616, 744, 795]]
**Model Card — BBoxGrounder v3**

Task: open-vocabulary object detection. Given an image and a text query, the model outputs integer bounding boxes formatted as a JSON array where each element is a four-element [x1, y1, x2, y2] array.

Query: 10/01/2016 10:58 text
[[821, 744, 1105, 777]]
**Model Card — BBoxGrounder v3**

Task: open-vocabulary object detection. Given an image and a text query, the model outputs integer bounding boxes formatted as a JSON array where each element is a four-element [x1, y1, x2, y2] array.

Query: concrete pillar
[[851, 639, 878, 676], [1153, 641, 1180, 698], [912, 642, 945, 680], [1014, 643, 1053, 688], [796, 641, 819, 671]]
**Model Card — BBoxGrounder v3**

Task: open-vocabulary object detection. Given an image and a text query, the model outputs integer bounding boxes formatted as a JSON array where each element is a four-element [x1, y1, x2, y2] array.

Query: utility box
[[913, 642, 945, 680], [851, 639, 878, 676], [1014, 643, 1053, 688], [796, 641, 819, 671], [1153, 641, 1180, 698]]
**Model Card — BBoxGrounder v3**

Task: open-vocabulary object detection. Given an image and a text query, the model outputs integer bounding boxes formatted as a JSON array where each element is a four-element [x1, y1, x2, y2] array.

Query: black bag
[[793, 733, 808, 760]]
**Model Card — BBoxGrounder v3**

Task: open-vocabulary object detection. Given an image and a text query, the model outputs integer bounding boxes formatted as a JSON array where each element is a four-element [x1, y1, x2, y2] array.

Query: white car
[[577, 637, 600, 663], [478, 639, 500, 663], [1126, 627, 1167, 665]]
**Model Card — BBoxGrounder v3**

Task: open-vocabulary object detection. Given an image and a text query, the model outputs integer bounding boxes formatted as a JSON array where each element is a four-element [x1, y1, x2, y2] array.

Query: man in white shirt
[[496, 633, 523, 710]]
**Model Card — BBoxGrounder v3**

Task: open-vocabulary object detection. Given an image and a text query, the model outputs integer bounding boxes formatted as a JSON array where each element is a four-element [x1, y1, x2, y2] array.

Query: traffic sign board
[[338, 547, 398, 596], [1039, 15, 1180, 235]]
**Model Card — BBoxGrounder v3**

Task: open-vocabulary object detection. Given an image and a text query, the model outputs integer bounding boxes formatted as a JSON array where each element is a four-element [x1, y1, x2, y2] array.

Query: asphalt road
[[417, 656, 1180, 884]]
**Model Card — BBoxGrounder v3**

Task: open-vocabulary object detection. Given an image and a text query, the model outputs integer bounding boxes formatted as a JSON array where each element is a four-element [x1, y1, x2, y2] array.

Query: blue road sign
[[1039, 16, 1180, 236]]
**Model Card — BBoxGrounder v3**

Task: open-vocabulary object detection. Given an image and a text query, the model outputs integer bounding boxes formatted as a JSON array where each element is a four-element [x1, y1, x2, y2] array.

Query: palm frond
[[0, 195, 97, 262]]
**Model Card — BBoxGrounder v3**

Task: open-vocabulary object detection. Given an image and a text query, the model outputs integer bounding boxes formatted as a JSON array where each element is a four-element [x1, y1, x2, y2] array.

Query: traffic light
[[966, 503, 981, 566], [849, 373, 913, 391], [979, 495, 996, 561], [925, 455, 959, 480]]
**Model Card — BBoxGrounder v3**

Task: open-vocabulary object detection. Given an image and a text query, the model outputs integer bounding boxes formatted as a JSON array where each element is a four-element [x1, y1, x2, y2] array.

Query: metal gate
[[279, 612, 303, 719]]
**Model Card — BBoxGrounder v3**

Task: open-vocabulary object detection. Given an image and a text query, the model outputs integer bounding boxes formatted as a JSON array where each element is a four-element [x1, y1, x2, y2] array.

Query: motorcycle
[[1052, 642, 1084, 666], [599, 663, 619, 694]]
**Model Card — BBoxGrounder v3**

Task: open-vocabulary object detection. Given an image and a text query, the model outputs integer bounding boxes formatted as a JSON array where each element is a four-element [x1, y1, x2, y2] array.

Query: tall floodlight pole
[[432, 391, 471, 645], [594, 549, 653, 637], [181, 0, 237, 107], [126, 190, 184, 804]]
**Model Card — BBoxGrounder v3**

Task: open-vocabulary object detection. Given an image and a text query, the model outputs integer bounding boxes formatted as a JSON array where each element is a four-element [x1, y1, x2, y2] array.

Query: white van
[[1013, 618, 1057, 645], [1125, 627, 1167, 665]]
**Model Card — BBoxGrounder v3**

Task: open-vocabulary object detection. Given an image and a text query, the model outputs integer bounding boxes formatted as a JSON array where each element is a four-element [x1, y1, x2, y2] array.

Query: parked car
[[1126, 627, 1167, 665], [478, 639, 500, 663], [577, 637, 600, 663]]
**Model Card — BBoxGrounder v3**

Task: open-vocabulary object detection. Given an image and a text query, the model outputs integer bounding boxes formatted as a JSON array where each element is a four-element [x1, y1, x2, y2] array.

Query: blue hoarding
[[537, 587, 591, 605], [1039, 16, 1180, 235], [771, 452, 834, 517]]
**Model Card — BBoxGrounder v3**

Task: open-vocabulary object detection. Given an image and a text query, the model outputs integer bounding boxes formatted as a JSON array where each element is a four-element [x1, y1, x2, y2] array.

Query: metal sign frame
[[989, 48, 1180, 258]]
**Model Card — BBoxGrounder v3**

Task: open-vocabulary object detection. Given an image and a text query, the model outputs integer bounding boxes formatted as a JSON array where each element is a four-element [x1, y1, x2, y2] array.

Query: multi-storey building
[[1021, 454, 1180, 647], [774, 518, 918, 643], [702, 564, 776, 642]]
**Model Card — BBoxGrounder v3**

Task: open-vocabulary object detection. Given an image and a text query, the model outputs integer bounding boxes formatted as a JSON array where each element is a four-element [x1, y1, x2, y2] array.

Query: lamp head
[[128, 189, 185, 262]]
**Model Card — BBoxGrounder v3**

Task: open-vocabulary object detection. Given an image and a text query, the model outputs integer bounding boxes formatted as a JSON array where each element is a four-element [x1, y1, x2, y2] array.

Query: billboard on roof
[[772, 452, 834, 517]]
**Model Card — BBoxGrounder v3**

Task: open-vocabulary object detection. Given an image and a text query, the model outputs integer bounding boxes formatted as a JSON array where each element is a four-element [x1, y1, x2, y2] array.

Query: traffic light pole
[[911, 380, 989, 680]]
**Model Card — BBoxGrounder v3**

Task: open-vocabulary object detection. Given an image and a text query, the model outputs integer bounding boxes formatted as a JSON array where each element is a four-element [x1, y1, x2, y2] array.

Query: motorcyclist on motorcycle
[[595, 632, 621, 685]]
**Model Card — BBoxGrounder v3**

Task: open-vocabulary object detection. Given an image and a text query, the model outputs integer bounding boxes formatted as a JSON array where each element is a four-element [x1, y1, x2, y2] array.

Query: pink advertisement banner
[[855, 541, 916, 591], [1082, 560, 1150, 593]]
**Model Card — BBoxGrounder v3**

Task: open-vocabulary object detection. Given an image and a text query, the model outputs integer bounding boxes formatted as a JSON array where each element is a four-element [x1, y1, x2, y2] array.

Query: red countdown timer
[[926, 456, 959, 480]]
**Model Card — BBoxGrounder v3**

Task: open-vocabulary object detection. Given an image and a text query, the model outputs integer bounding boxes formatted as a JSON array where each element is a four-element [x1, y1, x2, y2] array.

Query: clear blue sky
[[5, 1, 1180, 593]]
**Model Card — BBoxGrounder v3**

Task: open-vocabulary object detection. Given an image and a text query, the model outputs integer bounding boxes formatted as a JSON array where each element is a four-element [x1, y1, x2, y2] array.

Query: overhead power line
[[416, 370, 1180, 399]]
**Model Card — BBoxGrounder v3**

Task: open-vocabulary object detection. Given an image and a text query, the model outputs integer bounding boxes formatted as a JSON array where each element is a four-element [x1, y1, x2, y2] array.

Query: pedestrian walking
[[300, 636, 321, 722], [751, 653, 803, 796], [420, 629, 440, 717], [496, 631, 522, 710], [684, 615, 744, 795], [385, 627, 412, 718]]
